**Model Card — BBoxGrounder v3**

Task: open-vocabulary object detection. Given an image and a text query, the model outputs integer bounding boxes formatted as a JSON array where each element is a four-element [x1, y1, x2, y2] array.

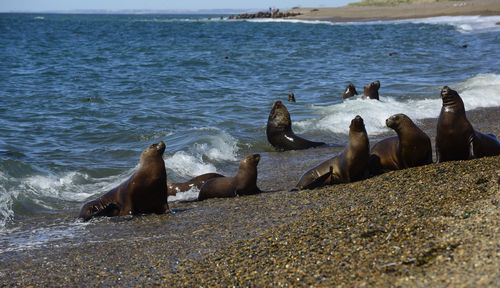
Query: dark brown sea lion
[[294, 115, 369, 190], [288, 93, 296, 102], [167, 173, 225, 196], [362, 81, 380, 100], [198, 154, 261, 201], [436, 86, 500, 162], [343, 83, 358, 99], [369, 113, 432, 174], [78, 141, 169, 221], [266, 100, 326, 151]]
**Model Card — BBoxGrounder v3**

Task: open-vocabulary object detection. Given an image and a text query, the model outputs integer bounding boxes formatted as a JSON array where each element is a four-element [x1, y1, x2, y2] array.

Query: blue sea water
[[0, 13, 499, 251]]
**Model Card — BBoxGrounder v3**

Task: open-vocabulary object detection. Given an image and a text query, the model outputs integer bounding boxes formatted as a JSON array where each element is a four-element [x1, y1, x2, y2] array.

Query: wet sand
[[287, 0, 500, 21], [0, 106, 498, 286]]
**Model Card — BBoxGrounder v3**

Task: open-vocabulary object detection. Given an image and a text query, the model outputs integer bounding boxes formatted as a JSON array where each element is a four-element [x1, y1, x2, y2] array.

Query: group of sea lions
[[78, 86, 500, 221], [343, 81, 380, 100]]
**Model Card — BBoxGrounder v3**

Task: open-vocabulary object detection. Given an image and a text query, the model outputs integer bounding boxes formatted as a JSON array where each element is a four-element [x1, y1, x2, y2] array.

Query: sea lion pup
[[266, 100, 326, 151], [198, 154, 261, 201], [294, 115, 369, 190], [343, 83, 358, 99], [369, 114, 432, 174], [288, 93, 296, 102], [436, 86, 500, 162], [78, 141, 169, 221], [167, 173, 225, 196], [362, 80, 380, 100]]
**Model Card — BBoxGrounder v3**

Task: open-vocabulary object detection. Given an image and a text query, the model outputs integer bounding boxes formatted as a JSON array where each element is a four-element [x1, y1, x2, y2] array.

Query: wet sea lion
[[288, 93, 296, 102], [343, 83, 358, 99], [362, 80, 380, 100], [436, 86, 500, 162], [167, 173, 225, 196], [266, 100, 326, 151], [295, 115, 369, 190], [78, 141, 169, 221], [198, 154, 261, 201], [369, 113, 432, 174]]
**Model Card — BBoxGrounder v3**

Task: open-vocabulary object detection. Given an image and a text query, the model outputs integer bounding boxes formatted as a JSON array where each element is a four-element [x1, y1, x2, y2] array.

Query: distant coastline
[[286, 0, 500, 21]]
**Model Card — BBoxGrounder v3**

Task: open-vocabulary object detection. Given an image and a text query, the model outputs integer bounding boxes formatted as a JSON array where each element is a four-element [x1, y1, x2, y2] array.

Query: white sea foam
[[165, 151, 218, 179], [402, 15, 500, 33], [253, 15, 500, 33], [296, 73, 500, 136], [167, 186, 200, 202]]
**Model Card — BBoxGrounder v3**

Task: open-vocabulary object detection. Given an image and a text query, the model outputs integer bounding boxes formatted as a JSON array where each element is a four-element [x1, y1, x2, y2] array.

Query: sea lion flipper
[[302, 169, 333, 190]]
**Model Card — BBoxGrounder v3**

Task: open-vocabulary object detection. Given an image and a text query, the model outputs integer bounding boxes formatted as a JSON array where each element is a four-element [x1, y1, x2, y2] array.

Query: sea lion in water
[[369, 113, 432, 174], [362, 81, 380, 100], [295, 115, 369, 190], [78, 141, 169, 221], [436, 86, 500, 162], [343, 83, 358, 99], [288, 93, 296, 102], [266, 100, 326, 151], [198, 154, 261, 201], [167, 173, 225, 196]]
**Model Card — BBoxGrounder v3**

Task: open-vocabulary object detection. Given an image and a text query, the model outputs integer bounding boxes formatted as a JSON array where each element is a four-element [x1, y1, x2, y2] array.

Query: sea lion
[[362, 81, 380, 100], [343, 83, 358, 99], [78, 141, 169, 221], [295, 115, 369, 190], [167, 173, 225, 196], [288, 93, 296, 102], [198, 154, 261, 201], [436, 86, 500, 162], [369, 113, 432, 174], [266, 100, 326, 151]]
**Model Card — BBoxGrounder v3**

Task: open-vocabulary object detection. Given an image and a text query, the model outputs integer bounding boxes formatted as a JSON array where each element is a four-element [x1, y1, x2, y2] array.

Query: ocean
[[0, 13, 499, 253]]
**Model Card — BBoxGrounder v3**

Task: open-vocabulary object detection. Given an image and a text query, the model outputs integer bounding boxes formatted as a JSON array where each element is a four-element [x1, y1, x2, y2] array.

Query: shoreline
[[0, 106, 499, 286], [286, 0, 500, 21]]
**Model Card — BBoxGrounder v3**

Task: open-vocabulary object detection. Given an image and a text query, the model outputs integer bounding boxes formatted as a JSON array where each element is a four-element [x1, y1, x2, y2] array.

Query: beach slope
[[287, 0, 500, 21]]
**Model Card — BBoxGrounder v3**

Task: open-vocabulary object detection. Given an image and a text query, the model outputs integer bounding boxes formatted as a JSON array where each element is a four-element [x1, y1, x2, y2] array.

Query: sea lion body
[[369, 114, 432, 173], [78, 142, 169, 221], [266, 100, 326, 151], [167, 173, 224, 196], [198, 154, 261, 201], [343, 83, 358, 99], [436, 86, 500, 162], [295, 115, 369, 190], [362, 80, 380, 100]]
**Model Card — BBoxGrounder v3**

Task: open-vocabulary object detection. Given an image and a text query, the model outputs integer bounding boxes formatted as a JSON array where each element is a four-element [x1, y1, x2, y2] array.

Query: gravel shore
[[287, 0, 500, 21], [1, 107, 499, 287]]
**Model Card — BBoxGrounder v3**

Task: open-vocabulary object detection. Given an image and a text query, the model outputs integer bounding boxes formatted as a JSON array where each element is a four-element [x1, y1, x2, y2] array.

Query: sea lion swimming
[[78, 141, 169, 221], [198, 154, 261, 201], [294, 115, 370, 190], [288, 93, 296, 102], [167, 173, 225, 196], [343, 83, 358, 99], [369, 113, 432, 174], [266, 100, 326, 151], [362, 81, 380, 100], [436, 86, 500, 162]]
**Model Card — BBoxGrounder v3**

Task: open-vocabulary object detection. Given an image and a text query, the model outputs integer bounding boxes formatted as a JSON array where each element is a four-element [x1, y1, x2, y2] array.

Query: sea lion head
[[268, 101, 291, 129], [343, 83, 358, 98], [288, 93, 296, 102], [363, 81, 380, 99], [350, 115, 366, 132], [140, 141, 166, 165], [241, 153, 261, 168], [386, 113, 407, 129], [440, 86, 466, 112]]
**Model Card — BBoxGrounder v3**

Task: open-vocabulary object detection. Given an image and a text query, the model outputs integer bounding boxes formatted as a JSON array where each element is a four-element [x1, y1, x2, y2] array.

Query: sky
[[0, 0, 357, 12]]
